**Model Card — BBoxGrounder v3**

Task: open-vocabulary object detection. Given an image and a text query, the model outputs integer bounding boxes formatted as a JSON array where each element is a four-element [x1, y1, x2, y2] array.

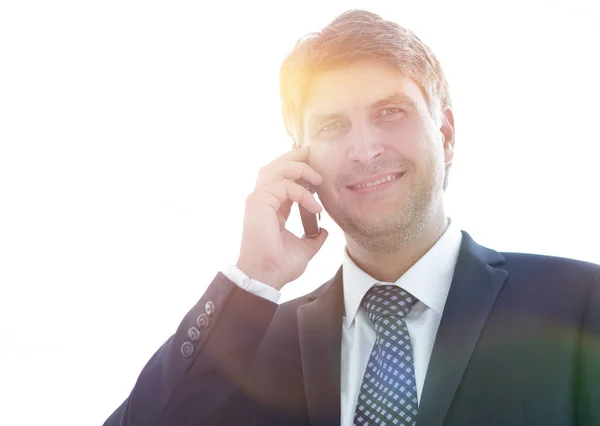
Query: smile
[[348, 172, 405, 194], [350, 174, 399, 189]]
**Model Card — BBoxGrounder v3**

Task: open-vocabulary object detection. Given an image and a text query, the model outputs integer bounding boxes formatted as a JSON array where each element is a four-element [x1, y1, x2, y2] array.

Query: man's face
[[302, 59, 454, 252]]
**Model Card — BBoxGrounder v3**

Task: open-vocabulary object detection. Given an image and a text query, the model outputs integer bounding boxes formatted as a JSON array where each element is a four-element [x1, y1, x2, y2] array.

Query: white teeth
[[353, 174, 397, 189]]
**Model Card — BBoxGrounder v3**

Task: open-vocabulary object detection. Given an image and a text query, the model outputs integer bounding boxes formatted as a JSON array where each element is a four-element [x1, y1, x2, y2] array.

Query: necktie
[[354, 285, 419, 426]]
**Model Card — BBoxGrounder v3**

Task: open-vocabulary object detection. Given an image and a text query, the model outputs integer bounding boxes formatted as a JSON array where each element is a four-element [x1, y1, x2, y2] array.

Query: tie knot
[[362, 285, 417, 323]]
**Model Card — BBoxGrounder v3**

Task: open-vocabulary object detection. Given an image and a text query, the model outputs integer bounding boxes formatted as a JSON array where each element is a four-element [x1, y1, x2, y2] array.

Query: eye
[[377, 107, 404, 118], [320, 121, 343, 133]]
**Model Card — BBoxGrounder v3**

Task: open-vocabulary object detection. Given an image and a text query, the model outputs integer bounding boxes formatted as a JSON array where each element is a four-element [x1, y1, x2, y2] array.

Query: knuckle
[[257, 165, 270, 180], [287, 179, 301, 192], [245, 191, 258, 206], [294, 183, 309, 200]]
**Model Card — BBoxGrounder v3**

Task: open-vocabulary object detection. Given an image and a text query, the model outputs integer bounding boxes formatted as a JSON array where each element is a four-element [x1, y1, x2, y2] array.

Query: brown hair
[[280, 9, 452, 148]]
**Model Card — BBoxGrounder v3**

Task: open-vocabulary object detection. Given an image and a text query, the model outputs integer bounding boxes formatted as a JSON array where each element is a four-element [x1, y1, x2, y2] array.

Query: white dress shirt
[[221, 219, 463, 426]]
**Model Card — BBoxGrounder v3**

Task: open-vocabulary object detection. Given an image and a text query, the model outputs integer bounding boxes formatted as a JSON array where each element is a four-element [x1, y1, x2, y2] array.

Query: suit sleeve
[[103, 271, 279, 426], [576, 266, 600, 426], [221, 263, 282, 303]]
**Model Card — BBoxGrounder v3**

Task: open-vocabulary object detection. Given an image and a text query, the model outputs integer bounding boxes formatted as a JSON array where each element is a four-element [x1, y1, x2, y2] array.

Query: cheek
[[308, 146, 345, 180], [408, 120, 444, 159], [379, 118, 426, 150], [307, 156, 338, 197]]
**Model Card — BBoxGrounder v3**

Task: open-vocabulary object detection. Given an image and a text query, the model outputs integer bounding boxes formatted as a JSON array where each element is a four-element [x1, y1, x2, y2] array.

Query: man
[[104, 9, 600, 426]]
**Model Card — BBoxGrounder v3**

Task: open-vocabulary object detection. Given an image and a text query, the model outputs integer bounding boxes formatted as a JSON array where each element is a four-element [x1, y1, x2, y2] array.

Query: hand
[[236, 145, 329, 290]]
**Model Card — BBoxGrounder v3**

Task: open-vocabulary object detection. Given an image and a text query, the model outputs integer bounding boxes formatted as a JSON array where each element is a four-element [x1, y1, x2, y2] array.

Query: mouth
[[346, 172, 405, 194]]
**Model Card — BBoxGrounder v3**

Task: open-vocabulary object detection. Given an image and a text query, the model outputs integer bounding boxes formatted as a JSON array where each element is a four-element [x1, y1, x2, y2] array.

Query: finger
[[268, 180, 322, 214], [278, 199, 293, 227], [300, 227, 329, 257], [267, 144, 310, 166], [256, 145, 311, 184], [250, 180, 323, 215], [256, 161, 323, 188]]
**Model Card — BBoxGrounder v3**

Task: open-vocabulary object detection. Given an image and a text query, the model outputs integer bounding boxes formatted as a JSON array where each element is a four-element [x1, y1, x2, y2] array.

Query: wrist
[[235, 259, 283, 290]]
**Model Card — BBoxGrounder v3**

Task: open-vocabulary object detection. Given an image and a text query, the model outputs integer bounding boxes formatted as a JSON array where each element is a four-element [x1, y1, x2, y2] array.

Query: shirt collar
[[342, 218, 463, 328]]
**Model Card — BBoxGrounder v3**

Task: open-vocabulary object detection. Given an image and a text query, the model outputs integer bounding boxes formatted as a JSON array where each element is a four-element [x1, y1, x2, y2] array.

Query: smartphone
[[299, 204, 321, 238], [296, 179, 321, 238]]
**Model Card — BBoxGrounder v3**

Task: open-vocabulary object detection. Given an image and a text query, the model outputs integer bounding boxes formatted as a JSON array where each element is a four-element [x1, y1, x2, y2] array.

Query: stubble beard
[[323, 159, 443, 253]]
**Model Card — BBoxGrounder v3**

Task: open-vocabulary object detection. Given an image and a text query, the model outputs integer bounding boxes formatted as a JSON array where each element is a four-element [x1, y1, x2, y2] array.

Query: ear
[[440, 108, 455, 166]]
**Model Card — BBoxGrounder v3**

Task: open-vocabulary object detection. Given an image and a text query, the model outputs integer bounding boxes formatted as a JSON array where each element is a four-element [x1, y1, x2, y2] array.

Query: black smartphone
[[296, 179, 321, 238], [299, 204, 321, 237]]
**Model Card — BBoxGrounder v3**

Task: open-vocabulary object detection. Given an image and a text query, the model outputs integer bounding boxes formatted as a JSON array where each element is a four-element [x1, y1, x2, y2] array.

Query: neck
[[345, 212, 449, 283]]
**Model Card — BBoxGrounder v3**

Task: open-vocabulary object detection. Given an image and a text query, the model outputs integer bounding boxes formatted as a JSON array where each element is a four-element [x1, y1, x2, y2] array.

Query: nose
[[347, 122, 383, 164]]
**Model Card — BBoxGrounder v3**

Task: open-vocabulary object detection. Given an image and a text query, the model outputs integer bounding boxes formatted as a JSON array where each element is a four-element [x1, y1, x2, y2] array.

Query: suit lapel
[[296, 231, 508, 426], [297, 267, 344, 426], [416, 231, 508, 426]]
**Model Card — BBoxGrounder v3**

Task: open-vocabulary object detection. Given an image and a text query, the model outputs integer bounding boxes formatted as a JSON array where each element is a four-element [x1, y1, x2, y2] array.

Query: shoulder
[[496, 251, 600, 309], [500, 251, 599, 279]]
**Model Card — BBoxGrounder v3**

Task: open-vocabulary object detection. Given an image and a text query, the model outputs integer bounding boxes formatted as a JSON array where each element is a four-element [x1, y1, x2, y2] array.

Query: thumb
[[301, 227, 329, 257]]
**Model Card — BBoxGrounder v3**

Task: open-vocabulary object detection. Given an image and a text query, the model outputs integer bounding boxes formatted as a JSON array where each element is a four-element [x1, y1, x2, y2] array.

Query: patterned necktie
[[354, 285, 419, 426]]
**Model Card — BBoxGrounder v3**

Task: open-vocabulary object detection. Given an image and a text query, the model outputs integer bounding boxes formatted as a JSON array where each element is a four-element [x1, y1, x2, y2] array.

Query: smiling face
[[302, 59, 455, 253]]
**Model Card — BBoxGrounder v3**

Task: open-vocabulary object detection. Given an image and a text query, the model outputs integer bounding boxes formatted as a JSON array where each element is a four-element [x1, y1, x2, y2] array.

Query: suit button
[[181, 341, 194, 357], [197, 313, 210, 328], [188, 327, 201, 341], [205, 301, 215, 316]]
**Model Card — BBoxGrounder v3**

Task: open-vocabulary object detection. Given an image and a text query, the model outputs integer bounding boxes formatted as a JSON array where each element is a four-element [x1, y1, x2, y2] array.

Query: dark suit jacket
[[104, 231, 600, 426]]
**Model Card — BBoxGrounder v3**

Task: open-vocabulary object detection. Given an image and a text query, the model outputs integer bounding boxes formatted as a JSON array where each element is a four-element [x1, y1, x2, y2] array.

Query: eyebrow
[[369, 92, 419, 110]]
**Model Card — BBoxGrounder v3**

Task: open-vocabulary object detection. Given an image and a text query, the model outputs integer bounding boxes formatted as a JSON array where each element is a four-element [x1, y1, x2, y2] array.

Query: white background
[[1, 1, 599, 424]]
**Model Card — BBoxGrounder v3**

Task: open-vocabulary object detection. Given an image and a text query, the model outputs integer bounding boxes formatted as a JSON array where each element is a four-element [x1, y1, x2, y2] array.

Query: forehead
[[302, 59, 427, 119]]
